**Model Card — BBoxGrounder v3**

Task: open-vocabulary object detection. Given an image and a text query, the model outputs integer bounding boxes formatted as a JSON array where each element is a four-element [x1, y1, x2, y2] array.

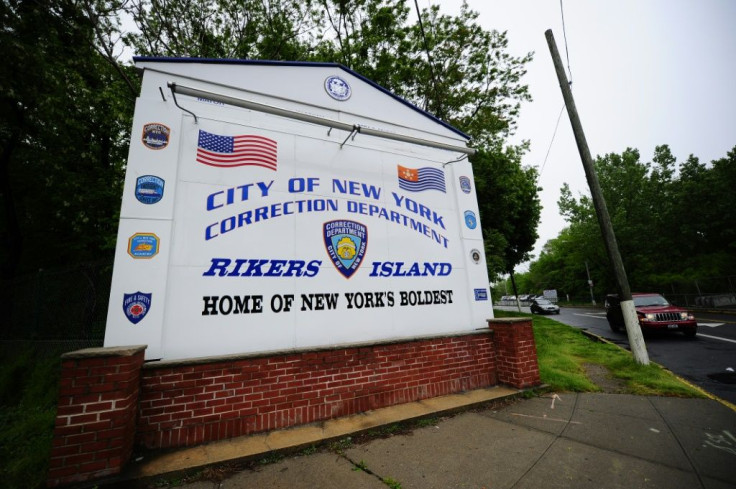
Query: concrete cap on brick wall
[[60, 345, 147, 359], [486, 318, 530, 325]]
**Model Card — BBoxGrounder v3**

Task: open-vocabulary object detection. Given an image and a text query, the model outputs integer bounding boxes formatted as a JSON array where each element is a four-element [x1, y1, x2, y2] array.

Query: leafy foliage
[[524, 145, 736, 300], [474, 145, 541, 280], [0, 350, 60, 489], [1, 0, 540, 282], [0, 0, 135, 278]]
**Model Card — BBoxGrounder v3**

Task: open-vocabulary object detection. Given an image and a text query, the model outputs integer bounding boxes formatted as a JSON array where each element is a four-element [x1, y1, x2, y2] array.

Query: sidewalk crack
[[509, 392, 580, 489], [647, 396, 706, 489]]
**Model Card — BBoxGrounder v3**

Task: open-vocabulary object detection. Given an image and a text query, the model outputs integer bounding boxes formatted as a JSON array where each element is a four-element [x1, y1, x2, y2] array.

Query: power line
[[540, 103, 566, 175], [541, 1, 574, 174], [559, 0, 573, 84]]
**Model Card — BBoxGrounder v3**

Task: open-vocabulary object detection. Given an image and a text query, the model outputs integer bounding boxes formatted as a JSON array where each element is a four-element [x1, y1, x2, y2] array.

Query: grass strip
[[494, 309, 705, 397]]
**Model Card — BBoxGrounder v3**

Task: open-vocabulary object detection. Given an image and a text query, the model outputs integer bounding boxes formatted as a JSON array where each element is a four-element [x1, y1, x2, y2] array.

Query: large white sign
[[104, 59, 492, 360]]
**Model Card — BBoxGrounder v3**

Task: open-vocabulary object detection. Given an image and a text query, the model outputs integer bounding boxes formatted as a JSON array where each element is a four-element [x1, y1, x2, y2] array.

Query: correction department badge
[[464, 210, 477, 230], [142, 123, 170, 149], [135, 175, 164, 204], [323, 220, 367, 279], [459, 176, 472, 194], [123, 292, 152, 324]]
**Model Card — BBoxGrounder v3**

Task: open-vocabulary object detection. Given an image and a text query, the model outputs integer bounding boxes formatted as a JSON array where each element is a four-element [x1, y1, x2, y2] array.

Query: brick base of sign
[[136, 332, 497, 449], [47, 346, 146, 488], [47, 324, 540, 487], [488, 318, 541, 389]]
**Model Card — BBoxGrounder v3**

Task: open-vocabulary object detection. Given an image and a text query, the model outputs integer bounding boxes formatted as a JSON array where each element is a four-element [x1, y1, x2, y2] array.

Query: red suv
[[605, 293, 697, 337]]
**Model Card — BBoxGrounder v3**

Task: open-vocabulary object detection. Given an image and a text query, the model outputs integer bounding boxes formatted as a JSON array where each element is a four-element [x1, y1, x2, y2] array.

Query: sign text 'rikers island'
[[203, 258, 452, 278]]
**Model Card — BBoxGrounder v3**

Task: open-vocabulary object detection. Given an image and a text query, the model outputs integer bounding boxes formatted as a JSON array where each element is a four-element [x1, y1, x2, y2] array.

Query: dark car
[[605, 293, 697, 337], [530, 298, 560, 315]]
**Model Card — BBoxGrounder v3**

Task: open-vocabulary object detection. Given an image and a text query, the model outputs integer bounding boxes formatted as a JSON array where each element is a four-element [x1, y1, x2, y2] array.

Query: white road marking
[[550, 393, 561, 410], [698, 333, 736, 344], [574, 313, 607, 320], [698, 322, 724, 328], [510, 413, 581, 424]]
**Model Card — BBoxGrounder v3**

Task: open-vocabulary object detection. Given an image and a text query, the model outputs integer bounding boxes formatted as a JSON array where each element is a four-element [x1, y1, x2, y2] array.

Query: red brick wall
[[137, 332, 497, 449], [47, 346, 146, 487], [48, 325, 543, 486], [489, 318, 541, 389]]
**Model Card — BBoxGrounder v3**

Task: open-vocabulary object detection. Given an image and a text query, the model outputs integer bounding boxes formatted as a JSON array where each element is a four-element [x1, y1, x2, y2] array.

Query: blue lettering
[[206, 181, 274, 211], [205, 223, 219, 240], [207, 191, 224, 210], [367, 262, 452, 277], [203, 258, 323, 277], [333, 179, 381, 199], [203, 258, 231, 276]]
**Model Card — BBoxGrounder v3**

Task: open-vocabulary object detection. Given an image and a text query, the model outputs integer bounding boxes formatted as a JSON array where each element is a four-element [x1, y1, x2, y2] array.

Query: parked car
[[530, 298, 560, 315], [604, 293, 697, 337]]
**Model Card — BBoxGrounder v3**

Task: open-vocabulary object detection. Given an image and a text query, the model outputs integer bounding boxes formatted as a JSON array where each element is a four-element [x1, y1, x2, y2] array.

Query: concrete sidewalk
[[119, 389, 736, 489]]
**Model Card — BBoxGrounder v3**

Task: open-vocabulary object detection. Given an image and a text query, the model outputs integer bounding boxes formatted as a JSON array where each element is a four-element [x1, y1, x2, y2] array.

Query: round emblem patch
[[459, 176, 472, 194], [470, 249, 482, 264], [464, 210, 477, 230], [324, 76, 352, 101], [135, 175, 165, 204]]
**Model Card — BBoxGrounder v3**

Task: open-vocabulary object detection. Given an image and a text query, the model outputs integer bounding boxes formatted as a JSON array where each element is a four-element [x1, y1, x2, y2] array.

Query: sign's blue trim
[[133, 56, 471, 141]]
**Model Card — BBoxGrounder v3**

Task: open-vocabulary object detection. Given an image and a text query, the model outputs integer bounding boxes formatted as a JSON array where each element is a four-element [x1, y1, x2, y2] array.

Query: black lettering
[[324, 293, 339, 309], [219, 296, 233, 315], [252, 296, 263, 312], [202, 296, 219, 315], [233, 295, 252, 313]]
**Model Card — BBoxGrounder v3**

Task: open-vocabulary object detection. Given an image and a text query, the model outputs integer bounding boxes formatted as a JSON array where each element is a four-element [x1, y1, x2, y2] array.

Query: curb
[[579, 328, 736, 413], [103, 385, 527, 487]]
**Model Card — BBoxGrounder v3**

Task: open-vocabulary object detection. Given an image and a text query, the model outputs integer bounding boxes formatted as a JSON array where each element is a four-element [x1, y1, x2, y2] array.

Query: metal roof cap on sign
[[132, 56, 471, 141]]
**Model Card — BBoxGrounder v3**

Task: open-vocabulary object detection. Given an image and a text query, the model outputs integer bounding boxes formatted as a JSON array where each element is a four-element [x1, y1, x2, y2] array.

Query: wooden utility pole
[[545, 29, 649, 365]]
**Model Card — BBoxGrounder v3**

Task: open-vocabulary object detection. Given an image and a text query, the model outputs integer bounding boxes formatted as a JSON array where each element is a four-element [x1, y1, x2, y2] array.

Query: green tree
[[125, 0, 319, 59], [533, 145, 736, 299], [474, 145, 541, 282], [0, 0, 135, 278], [2, 0, 541, 289], [125, 0, 540, 280]]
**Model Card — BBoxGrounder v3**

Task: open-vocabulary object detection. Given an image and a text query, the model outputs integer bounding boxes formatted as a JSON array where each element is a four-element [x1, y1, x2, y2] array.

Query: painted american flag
[[397, 164, 446, 193], [196, 130, 278, 170]]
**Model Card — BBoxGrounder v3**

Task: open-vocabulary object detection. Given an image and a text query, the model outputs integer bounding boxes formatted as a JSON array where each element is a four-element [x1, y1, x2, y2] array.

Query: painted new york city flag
[[397, 164, 446, 193]]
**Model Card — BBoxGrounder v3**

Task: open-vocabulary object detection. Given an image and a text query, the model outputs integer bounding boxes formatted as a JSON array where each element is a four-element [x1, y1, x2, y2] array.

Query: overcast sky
[[431, 0, 736, 271]]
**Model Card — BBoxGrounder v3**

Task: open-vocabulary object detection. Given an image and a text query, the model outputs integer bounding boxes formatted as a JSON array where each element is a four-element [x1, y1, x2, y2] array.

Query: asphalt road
[[496, 305, 736, 404]]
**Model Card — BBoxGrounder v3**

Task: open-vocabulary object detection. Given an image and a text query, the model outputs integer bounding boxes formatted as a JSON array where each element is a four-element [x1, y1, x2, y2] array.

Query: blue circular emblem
[[459, 176, 472, 194], [324, 76, 351, 101], [464, 210, 477, 230]]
